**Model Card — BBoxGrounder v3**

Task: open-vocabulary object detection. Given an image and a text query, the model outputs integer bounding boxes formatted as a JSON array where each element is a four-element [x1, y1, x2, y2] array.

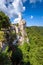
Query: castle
[[11, 19, 29, 45], [0, 18, 29, 48]]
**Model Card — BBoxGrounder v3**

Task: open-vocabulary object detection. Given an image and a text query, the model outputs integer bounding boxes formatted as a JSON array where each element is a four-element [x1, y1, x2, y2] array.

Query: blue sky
[[22, 0, 43, 26], [0, 0, 43, 26]]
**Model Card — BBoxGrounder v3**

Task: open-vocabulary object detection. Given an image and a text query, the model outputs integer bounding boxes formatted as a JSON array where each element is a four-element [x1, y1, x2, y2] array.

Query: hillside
[[26, 26, 43, 46], [1, 26, 43, 42], [25, 26, 43, 65], [0, 26, 43, 65]]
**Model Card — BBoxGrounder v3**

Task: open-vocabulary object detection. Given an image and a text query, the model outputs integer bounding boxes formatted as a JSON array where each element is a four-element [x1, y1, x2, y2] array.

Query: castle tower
[[19, 19, 26, 37], [18, 19, 28, 43]]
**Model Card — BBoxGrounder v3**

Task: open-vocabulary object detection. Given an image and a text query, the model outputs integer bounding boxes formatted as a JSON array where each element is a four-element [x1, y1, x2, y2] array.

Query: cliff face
[[14, 19, 29, 44], [0, 19, 29, 48]]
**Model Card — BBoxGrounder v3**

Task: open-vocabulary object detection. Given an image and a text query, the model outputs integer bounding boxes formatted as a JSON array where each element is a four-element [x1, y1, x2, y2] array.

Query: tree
[[0, 11, 10, 29], [18, 42, 30, 65], [9, 45, 23, 65], [26, 26, 43, 65], [0, 51, 12, 65]]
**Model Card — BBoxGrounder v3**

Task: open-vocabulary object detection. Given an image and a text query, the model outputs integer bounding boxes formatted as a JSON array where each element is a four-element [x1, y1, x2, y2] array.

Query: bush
[[18, 42, 30, 65], [0, 52, 12, 65]]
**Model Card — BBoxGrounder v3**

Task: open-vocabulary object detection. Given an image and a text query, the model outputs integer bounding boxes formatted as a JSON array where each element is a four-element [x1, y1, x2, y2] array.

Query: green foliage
[[0, 11, 10, 29], [36, 47, 43, 65], [11, 45, 23, 65], [0, 51, 12, 65], [29, 47, 43, 65], [10, 30, 16, 40], [0, 31, 5, 41], [0, 16, 43, 65], [18, 42, 30, 64], [2, 45, 23, 65], [26, 26, 43, 65]]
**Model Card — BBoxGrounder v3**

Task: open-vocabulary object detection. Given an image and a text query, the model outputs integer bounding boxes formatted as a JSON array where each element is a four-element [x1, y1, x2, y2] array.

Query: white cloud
[[30, 15, 33, 19], [12, 0, 25, 15], [12, 18, 19, 24], [30, 0, 36, 3], [13, 13, 22, 24], [22, 0, 27, 2], [0, 0, 26, 23], [30, 0, 42, 3]]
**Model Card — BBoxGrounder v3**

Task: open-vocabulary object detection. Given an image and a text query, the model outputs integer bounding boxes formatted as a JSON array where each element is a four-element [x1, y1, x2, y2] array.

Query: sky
[[0, 0, 43, 26]]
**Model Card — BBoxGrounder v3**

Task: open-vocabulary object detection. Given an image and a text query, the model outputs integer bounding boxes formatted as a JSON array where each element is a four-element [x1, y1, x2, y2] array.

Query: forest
[[0, 12, 43, 65]]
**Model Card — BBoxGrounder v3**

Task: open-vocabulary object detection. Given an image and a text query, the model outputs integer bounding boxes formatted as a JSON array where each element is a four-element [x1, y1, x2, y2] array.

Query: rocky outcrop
[[12, 19, 29, 44]]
